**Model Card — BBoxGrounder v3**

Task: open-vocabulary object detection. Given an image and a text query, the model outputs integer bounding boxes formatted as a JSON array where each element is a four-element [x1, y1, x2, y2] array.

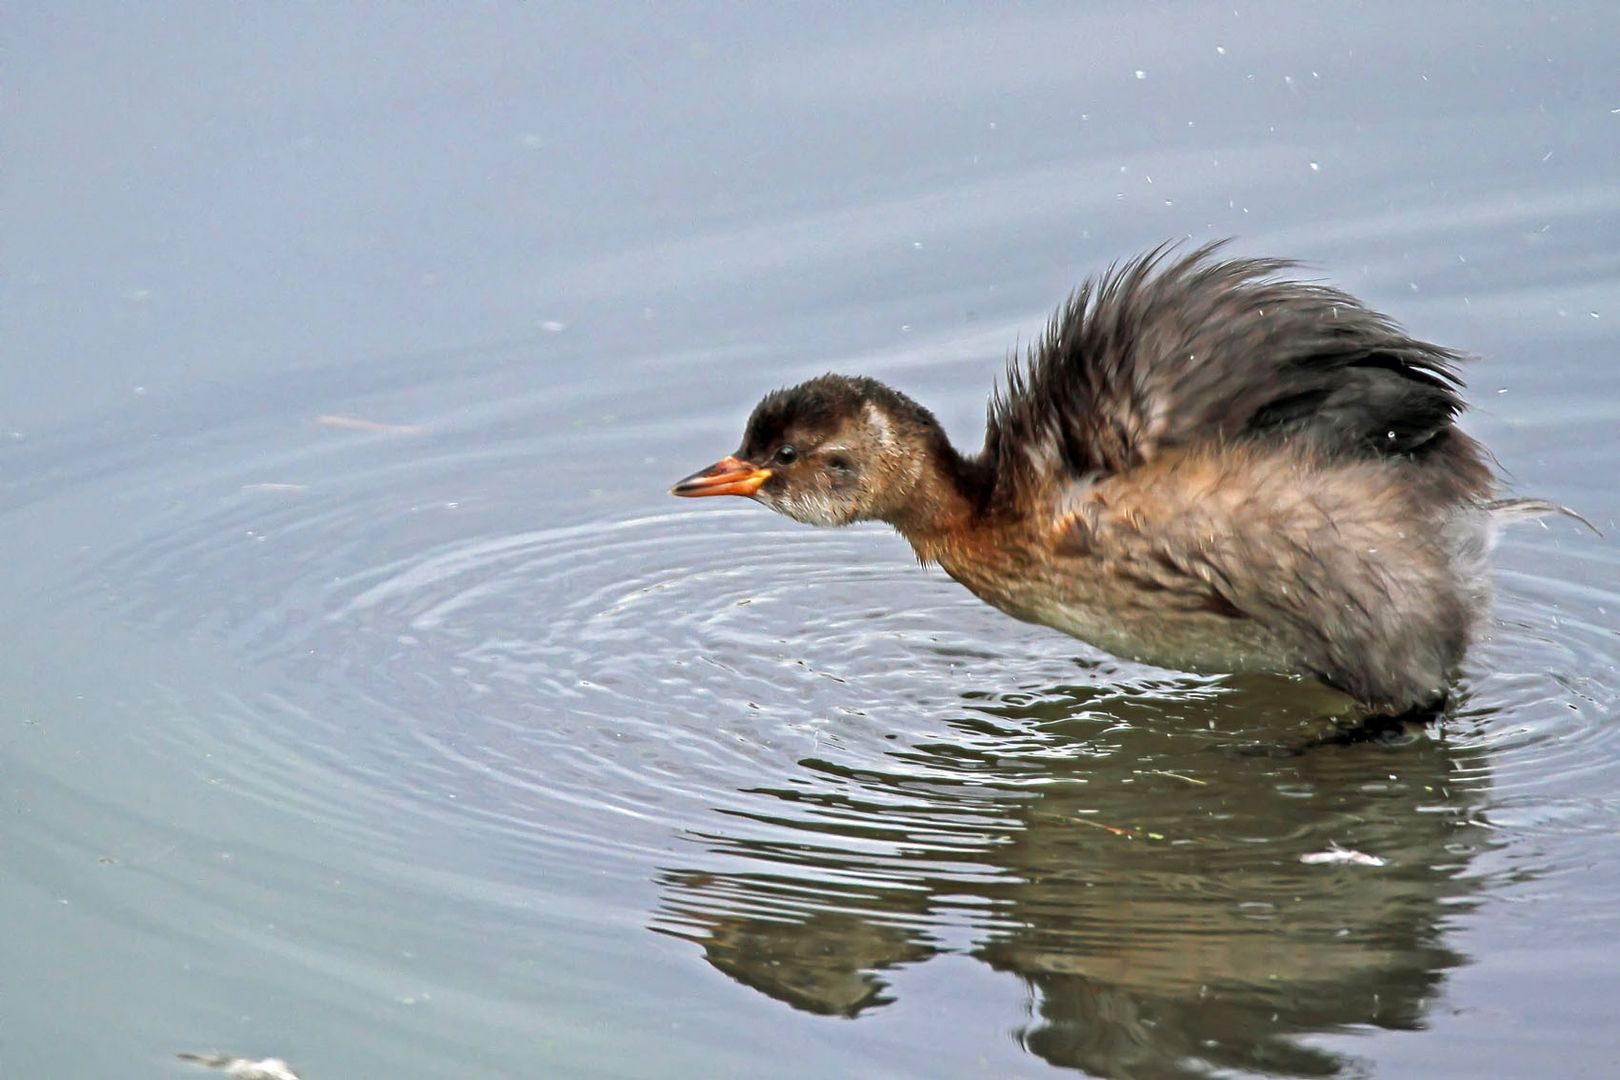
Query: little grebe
[[671, 244, 1575, 714]]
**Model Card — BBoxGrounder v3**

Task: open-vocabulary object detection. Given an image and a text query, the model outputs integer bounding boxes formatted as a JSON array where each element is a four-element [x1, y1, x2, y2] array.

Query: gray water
[[6, 5, 1619, 1078]]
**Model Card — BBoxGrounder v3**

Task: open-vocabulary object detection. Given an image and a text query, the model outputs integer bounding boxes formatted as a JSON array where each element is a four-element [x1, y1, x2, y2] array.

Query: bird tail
[[1486, 498, 1601, 536]]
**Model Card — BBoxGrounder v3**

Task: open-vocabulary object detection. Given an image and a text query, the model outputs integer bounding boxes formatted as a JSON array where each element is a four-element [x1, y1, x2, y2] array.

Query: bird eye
[[774, 445, 798, 464]]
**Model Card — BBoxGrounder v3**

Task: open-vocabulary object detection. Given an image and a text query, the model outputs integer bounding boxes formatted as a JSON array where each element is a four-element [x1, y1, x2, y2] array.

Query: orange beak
[[670, 455, 772, 498]]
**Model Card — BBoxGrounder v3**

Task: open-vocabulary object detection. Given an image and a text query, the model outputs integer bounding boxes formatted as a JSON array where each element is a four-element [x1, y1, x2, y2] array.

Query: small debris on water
[[1300, 843, 1387, 867], [1144, 768, 1207, 786], [178, 1052, 302, 1079], [314, 414, 426, 435]]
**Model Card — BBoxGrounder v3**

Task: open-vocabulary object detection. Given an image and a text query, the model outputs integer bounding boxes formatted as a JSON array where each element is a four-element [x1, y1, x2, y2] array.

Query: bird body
[[673, 244, 1568, 715], [921, 439, 1490, 712]]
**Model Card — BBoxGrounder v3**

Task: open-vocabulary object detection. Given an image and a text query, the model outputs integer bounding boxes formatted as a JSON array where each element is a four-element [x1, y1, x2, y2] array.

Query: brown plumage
[[672, 243, 1574, 715]]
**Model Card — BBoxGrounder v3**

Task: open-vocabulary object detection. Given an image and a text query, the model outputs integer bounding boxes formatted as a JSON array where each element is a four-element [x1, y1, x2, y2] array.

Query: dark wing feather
[[985, 242, 1470, 502]]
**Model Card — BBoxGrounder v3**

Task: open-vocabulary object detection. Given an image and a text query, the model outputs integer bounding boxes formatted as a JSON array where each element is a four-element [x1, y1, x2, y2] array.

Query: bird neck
[[881, 432, 996, 565]]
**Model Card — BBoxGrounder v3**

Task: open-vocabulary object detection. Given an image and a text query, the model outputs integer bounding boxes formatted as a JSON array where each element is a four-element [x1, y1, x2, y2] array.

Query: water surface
[[5, 5, 1619, 1077]]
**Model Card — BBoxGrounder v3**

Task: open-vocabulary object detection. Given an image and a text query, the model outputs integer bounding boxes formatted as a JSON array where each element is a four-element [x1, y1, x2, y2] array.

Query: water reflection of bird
[[652, 682, 1492, 1077], [674, 243, 1579, 717]]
